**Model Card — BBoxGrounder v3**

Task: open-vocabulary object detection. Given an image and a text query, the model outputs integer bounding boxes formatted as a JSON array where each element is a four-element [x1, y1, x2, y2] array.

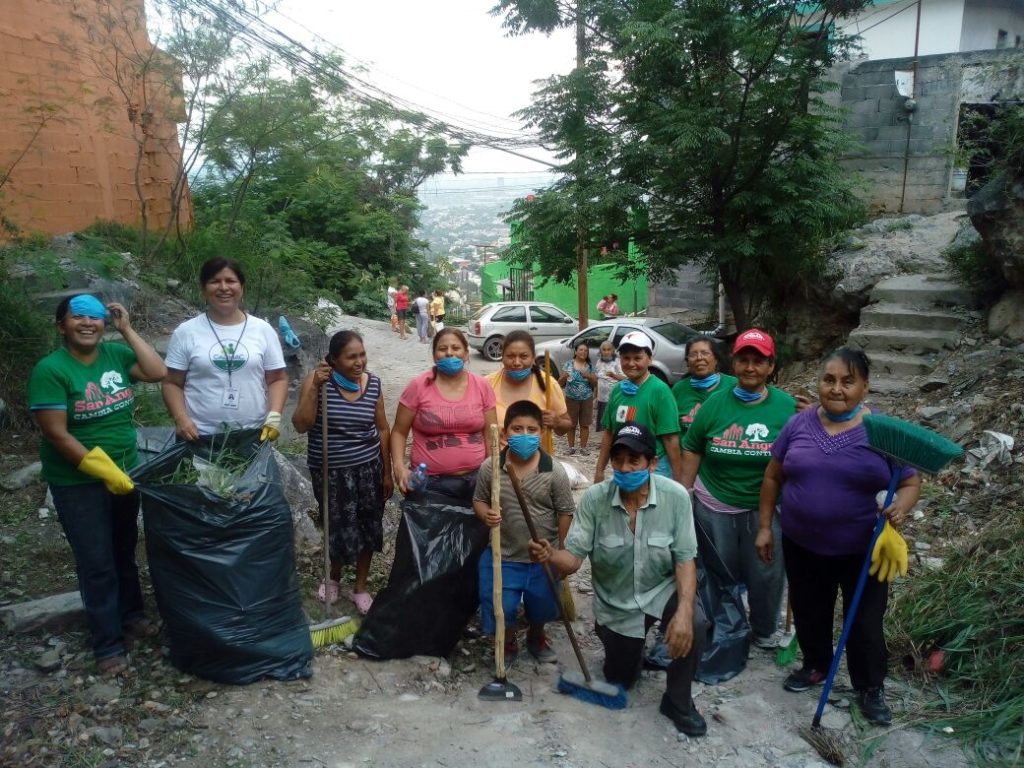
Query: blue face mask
[[68, 295, 108, 320], [620, 380, 640, 396], [331, 370, 360, 392], [823, 403, 863, 422], [436, 357, 465, 376], [504, 367, 532, 382], [612, 468, 650, 492], [733, 386, 765, 403], [507, 433, 540, 459], [690, 373, 720, 390]]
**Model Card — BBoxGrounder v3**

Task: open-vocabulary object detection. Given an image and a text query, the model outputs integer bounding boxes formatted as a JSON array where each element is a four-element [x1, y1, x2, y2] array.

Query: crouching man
[[529, 422, 709, 736]]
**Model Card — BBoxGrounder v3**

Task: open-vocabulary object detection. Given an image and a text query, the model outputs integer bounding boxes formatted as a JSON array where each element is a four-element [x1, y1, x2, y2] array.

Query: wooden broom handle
[[489, 425, 507, 680]]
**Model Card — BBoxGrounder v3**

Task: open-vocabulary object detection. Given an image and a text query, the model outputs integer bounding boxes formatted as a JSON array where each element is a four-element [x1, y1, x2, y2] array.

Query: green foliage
[[945, 239, 1006, 303], [497, 0, 867, 330], [887, 516, 1024, 765]]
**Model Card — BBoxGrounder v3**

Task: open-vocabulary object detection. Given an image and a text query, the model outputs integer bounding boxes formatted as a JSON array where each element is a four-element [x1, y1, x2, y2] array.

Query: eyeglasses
[[687, 351, 713, 359]]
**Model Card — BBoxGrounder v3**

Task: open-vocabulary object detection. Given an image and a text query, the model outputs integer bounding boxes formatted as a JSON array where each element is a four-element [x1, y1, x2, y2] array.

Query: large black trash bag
[[132, 430, 313, 684], [136, 426, 176, 462], [354, 493, 488, 660], [694, 522, 751, 684]]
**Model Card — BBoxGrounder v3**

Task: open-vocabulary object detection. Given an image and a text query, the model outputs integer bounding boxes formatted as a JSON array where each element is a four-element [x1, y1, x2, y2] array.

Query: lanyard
[[205, 312, 248, 386]]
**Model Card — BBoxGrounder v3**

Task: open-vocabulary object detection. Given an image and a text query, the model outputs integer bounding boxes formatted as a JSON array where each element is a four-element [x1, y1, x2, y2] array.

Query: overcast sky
[[265, 0, 574, 176]]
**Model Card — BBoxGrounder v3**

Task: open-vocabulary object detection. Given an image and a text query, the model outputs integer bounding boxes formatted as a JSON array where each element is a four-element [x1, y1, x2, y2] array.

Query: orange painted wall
[[0, 0, 191, 236]]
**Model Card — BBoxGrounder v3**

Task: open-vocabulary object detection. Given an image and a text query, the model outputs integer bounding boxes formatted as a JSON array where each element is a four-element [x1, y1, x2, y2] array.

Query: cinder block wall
[[837, 49, 1017, 214], [647, 264, 719, 326], [0, 0, 191, 236]]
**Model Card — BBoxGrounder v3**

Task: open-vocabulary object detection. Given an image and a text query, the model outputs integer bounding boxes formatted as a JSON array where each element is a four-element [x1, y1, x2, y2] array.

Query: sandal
[[97, 655, 129, 676], [352, 591, 373, 615], [124, 618, 161, 639], [317, 579, 340, 605]]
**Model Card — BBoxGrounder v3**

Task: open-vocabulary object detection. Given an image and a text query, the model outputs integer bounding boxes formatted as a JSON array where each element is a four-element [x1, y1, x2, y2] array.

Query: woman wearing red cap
[[680, 328, 796, 675]]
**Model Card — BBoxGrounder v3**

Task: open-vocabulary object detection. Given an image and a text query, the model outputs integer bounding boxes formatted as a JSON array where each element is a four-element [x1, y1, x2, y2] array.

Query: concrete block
[[0, 591, 85, 633], [850, 99, 880, 115], [865, 83, 896, 100], [870, 274, 973, 307], [848, 327, 961, 354], [860, 303, 963, 331]]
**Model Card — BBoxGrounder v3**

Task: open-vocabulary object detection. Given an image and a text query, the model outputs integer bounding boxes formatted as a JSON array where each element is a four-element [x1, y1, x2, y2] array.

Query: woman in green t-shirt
[[681, 329, 796, 667], [28, 294, 167, 675], [672, 337, 737, 444]]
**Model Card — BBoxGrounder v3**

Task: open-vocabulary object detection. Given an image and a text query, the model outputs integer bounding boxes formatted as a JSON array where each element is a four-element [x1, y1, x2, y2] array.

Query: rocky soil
[[5, 305, 1023, 768]]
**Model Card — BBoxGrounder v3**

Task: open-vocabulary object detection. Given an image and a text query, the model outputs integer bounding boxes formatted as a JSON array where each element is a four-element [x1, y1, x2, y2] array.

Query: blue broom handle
[[812, 469, 901, 727]]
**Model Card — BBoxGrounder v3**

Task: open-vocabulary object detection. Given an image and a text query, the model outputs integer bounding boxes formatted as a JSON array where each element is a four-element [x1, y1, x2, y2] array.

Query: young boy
[[474, 400, 575, 662]]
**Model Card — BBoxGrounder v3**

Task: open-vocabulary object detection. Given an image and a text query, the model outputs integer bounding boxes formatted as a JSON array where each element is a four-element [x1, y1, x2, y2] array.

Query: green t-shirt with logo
[[602, 374, 679, 459], [682, 386, 796, 508], [28, 344, 139, 486], [672, 374, 738, 447]]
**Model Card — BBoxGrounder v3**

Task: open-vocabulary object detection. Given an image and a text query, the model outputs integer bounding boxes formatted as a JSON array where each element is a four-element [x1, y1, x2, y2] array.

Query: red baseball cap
[[733, 328, 775, 357]]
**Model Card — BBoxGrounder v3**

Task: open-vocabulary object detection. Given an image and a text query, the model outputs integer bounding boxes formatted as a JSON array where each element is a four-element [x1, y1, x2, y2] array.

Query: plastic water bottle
[[409, 463, 429, 492]]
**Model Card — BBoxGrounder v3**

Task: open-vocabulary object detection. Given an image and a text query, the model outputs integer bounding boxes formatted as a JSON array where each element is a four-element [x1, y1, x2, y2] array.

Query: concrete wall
[[646, 264, 719, 327], [837, 48, 1023, 213], [0, 0, 190, 236], [960, 0, 1024, 50]]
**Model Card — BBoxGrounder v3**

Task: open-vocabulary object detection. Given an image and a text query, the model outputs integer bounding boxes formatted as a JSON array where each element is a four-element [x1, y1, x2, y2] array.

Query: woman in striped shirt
[[293, 330, 393, 615]]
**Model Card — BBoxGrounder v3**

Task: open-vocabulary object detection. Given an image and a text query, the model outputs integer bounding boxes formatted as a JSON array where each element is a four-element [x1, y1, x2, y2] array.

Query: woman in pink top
[[390, 327, 497, 507]]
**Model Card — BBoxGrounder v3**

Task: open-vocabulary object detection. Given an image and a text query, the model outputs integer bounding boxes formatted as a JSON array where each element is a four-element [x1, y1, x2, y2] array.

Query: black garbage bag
[[132, 430, 313, 684], [353, 493, 488, 660], [136, 426, 176, 462], [693, 529, 751, 684]]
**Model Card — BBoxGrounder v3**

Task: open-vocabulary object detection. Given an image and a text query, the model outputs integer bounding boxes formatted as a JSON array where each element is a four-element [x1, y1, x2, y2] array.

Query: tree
[[613, 0, 866, 330], [498, 0, 867, 330], [493, 0, 637, 328]]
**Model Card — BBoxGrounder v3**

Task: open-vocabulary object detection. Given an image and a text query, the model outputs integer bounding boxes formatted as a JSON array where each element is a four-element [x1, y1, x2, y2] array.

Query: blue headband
[[68, 295, 108, 320]]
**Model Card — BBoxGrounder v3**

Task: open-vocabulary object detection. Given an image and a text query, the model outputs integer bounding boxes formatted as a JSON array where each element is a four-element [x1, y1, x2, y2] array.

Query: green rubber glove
[[869, 521, 908, 582], [78, 446, 135, 495]]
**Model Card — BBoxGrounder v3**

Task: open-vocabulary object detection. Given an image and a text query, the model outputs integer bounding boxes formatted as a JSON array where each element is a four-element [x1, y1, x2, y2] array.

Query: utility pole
[[574, 4, 589, 330]]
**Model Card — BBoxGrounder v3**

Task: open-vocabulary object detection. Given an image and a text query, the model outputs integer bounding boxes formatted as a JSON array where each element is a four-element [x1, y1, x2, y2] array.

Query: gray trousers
[[693, 496, 784, 639]]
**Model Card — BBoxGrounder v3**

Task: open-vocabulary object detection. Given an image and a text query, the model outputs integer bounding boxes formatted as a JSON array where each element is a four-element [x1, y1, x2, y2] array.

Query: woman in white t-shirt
[[413, 290, 431, 343], [163, 258, 288, 440]]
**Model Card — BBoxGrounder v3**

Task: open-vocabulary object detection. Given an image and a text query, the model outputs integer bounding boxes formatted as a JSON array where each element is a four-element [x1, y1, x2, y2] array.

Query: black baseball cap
[[611, 422, 657, 458]]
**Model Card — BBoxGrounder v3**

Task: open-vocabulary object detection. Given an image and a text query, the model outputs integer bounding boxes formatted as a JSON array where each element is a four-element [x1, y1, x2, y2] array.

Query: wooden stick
[[542, 356, 555, 454], [489, 425, 506, 680]]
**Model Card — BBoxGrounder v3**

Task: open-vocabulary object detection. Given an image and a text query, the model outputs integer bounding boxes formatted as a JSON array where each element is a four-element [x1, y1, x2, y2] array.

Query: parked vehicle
[[535, 318, 704, 385], [466, 301, 577, 361]]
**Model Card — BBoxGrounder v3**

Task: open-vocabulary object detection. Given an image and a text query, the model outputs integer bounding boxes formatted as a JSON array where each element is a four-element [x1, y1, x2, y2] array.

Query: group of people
[[30, 269, 914, 736], [386, 285, 445, 343]]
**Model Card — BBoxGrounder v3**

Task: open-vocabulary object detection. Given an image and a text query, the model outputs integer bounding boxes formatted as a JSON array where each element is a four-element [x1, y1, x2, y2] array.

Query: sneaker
[[753, 631, 784, 650], [577, 446, 590, 456], [784, 667, 826, 693], [97, 654, 129, 676], [858, 686, 892, 726], [566, 447, 578, 456], [503, 633, 520, 664], [659, 693, 707, 737], [526, 633, 558, 663]]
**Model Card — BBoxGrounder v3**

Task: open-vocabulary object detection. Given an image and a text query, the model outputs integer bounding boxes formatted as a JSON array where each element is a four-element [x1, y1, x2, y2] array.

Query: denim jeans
[[51, 483, 145, 661], [693, 496, 784, 639]]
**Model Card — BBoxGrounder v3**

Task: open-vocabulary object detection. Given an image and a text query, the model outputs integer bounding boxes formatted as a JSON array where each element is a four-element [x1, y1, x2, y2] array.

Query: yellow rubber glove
[[78, 447, 135, 495], [869, 521, 909, 582], [260, 410, 282, 442]]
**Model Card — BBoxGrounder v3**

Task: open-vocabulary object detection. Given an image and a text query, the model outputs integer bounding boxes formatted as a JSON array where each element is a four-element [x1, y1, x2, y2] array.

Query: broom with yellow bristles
[[310, 379, 360, 648]]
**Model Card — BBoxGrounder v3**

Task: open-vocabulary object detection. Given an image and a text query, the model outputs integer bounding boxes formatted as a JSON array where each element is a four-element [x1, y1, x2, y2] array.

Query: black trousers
[[782, 535, 888, 690], [595, 594, 709, 713]]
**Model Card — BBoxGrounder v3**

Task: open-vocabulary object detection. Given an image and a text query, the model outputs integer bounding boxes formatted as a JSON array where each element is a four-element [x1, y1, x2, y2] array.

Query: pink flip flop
[[352, 591, 373, 615], [317, 579, 340, 605]]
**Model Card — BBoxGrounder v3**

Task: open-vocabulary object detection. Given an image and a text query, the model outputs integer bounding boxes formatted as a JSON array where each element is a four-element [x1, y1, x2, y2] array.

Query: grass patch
[[888, 515, 1024, 765]]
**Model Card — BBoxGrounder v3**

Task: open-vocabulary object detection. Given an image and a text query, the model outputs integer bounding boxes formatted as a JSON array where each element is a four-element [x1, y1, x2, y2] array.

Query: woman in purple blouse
[[756, 348, 920, 727]]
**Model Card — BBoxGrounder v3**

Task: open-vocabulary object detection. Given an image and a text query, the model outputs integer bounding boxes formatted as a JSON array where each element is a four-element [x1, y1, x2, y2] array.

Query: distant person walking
[[430, 290, 446, 329], [394, 286, 409, 341], [387, 286, 399, 332], [414, 290, 431, 343]]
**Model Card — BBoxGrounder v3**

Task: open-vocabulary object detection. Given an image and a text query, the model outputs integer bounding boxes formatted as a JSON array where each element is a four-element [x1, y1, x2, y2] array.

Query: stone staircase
[[848, 274, 972, 394]]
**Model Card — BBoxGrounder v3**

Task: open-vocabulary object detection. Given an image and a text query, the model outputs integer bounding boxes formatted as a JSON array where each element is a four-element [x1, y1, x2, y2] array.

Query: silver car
[[534, 318, 704, 385], [466, 301, 578, 361]]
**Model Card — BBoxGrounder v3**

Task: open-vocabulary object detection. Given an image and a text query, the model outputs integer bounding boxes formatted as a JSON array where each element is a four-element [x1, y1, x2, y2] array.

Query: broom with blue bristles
[[506, 463, 627, 710]]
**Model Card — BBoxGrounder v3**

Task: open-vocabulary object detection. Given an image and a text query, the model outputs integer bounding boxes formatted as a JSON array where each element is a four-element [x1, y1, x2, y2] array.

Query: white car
[[466, 301, 578, 361]]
